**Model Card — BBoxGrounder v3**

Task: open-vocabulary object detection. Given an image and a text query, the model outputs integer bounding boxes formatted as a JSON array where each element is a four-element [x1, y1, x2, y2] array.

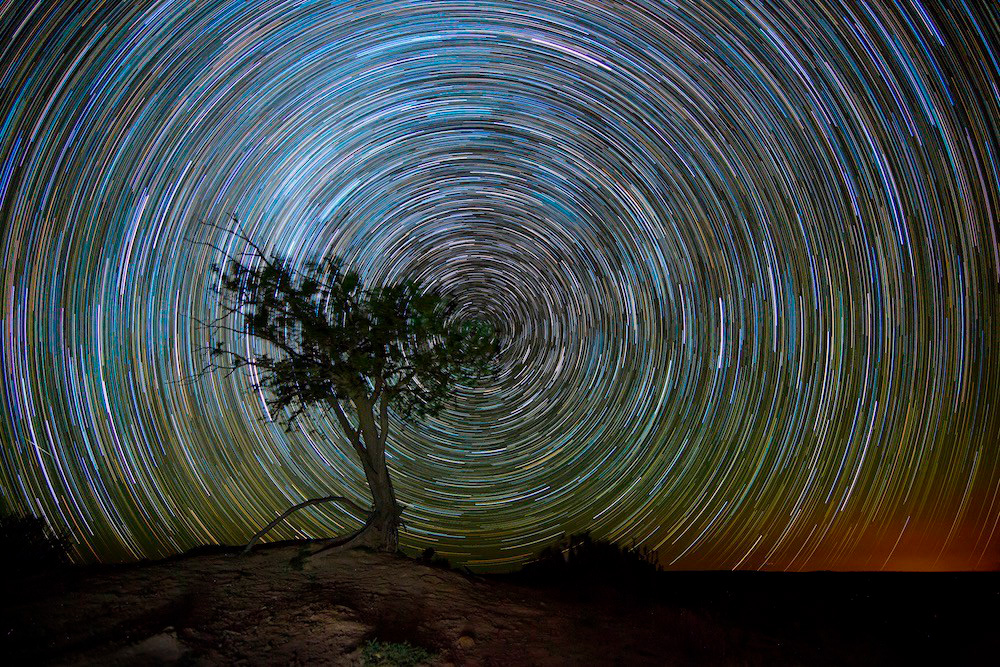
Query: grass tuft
[[361, 639, 434, 667]]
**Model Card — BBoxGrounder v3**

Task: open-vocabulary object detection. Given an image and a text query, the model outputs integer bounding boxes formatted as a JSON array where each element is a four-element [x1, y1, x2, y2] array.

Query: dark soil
[[2, 544, 996, 665]]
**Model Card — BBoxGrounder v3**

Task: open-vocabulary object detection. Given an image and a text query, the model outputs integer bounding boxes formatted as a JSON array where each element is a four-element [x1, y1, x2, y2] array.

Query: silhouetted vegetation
[[518, 531, 662, 591], [417, 547, 451, 570], [0, 512, 71, 575], [197, 221, 498, 555]]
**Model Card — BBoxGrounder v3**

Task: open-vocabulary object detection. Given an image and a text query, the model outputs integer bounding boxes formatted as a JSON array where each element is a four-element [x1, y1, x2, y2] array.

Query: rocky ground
[[2, 543, 997, 665]]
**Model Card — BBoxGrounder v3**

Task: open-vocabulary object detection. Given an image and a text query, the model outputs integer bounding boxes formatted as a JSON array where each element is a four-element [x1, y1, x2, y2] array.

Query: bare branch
[[242, 494, 371, 554], [196, 217, 283, 274], [327, 396, 368, 464], [327, 397, 358, 440]]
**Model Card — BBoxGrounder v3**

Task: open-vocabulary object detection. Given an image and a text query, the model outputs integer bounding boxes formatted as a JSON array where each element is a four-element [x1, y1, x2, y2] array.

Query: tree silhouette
[[200, 222, 497, 554], [0, 512, 71, 575]]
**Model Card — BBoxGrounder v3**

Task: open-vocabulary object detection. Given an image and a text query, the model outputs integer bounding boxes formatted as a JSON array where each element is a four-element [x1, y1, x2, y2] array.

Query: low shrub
[[520, 531, 662, 589], [0, 512, 71, 574]]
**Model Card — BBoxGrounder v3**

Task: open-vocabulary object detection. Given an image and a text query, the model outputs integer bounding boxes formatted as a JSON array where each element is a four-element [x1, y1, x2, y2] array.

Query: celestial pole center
[[0, 0, 998, 571]]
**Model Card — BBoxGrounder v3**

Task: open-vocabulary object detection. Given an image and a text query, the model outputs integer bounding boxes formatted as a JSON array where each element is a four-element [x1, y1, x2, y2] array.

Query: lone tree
[[201, 224, 497, 554]]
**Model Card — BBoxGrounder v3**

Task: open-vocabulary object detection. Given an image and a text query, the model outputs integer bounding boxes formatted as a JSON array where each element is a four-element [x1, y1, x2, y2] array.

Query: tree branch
[[327, 396, 367, 462], [198, 217, 284, 275], [377, 389, 389, 451], [242, 494, 371, 554], [307, 511, 377, 557]]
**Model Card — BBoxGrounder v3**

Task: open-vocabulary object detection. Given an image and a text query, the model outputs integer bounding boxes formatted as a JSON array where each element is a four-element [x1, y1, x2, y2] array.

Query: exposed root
[[307, 515, 379, 558]]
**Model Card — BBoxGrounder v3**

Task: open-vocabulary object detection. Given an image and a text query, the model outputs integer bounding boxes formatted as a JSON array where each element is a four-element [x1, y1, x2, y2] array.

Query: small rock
[[457, 635, 475, 649], [109, 630, 187, 663]]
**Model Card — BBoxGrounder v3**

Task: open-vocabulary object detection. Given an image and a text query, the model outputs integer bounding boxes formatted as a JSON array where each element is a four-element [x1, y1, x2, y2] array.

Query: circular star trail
[[1, 0, 998, 571]]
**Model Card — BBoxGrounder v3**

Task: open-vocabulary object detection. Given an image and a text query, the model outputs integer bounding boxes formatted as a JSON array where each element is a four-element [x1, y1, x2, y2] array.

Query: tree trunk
[[299, 393, 400, 560], [363, 458, 400, 552], [354, 397, 400, 553]]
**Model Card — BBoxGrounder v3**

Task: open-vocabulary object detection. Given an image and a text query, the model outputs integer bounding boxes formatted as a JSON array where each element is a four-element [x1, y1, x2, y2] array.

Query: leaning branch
[[328, 397, 366, 460], [376, 390, 389, 452], [242, 494, 370, 554]]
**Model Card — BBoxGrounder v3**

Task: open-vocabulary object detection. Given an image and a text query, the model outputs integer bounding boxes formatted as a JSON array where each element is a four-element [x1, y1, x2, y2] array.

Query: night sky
[[1, 0, 998, 572]]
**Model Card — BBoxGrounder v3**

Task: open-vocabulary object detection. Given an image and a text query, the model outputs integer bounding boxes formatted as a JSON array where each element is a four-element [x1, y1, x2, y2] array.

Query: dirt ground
[[2, 544, 996, 665]]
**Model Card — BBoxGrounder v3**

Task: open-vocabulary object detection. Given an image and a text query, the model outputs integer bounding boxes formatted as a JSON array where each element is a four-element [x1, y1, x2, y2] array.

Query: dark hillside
[[2, 541, 996, 665]]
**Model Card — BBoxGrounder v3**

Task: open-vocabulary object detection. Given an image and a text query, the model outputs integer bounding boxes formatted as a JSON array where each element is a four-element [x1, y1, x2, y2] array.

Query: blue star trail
[[0, 0, 998, 571]]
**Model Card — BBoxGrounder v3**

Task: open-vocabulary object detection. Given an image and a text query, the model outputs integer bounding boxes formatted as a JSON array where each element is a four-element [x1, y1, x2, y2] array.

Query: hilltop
[[2, 542, 996, 665]]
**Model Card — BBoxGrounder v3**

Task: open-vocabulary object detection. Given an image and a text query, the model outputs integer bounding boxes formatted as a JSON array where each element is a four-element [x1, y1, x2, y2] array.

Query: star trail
[[0, 0, 998, 571]]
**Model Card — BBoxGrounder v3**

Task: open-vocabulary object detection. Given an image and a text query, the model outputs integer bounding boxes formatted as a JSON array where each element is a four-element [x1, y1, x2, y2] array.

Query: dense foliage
[[209, 251, 497, 424]]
